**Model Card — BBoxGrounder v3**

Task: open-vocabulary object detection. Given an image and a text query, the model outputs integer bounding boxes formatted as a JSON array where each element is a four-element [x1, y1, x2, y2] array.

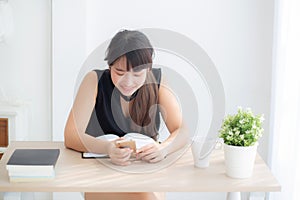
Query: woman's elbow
[[64, 126, 73, 149], [64, 113, 84, 151], [64, 125, 87, 152]]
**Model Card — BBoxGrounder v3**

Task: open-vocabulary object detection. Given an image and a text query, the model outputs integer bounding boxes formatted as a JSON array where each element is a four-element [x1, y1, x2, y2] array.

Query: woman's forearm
[[64, 114, 112, 154], [65, 129, 111, 154], [161, 125, 189, 156]]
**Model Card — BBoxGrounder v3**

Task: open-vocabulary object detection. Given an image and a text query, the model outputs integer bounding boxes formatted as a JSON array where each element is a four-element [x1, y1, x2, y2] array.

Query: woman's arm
[[157, 79, 189, 154], [136, 76, 189, 162], [64, 71, 111, 153], [64, 71, 133, 165]]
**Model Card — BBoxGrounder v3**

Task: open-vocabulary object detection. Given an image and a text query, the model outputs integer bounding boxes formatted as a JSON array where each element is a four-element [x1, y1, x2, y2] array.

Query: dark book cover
[[7, 149, 60, 166]]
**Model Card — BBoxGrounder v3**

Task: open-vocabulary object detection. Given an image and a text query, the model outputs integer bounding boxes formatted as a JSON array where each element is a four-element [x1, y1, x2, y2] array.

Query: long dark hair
[[105, 30, 159, 140]]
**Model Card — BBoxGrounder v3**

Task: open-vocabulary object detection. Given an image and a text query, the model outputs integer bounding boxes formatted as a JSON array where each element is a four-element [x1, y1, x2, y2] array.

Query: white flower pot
[[224, 143, 258, 179]]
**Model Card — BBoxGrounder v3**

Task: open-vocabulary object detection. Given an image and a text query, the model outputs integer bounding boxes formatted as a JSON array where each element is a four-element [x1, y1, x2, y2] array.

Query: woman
[[64, 30, 188, 200]]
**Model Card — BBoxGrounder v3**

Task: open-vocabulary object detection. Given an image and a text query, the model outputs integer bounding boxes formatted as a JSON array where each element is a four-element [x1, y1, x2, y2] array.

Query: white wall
[[52, 0, 86, 141], [0, 0, 51, 141], [0, 1, 51, 199], [53, 0, 274, 161], [52, 0, 274, 200], [0, 0, 275, 199]]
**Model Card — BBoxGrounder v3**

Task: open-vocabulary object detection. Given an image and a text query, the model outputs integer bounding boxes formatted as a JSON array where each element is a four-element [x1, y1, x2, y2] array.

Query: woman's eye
[[115, 70, 125, 76]]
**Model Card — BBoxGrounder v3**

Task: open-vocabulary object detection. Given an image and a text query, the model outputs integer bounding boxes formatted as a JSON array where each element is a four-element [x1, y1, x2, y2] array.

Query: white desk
[[0, 142, 280, 198]]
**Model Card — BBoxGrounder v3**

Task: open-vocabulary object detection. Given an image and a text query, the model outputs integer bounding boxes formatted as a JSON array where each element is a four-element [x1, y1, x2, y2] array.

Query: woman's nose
[[121, 73, 134, 86]]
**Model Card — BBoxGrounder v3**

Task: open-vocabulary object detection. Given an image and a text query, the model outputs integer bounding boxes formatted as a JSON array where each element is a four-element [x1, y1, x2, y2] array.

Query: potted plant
[[219, 107, 264, 178]]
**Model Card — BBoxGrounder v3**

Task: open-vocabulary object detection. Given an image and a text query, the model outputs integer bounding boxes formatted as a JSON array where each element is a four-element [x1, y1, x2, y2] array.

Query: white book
[[6, 149, 59, 173], [8, 168, 55, 177], [82, 133, 156, 158], [6, 149, 59, 182], [9, 173, 55, 182]]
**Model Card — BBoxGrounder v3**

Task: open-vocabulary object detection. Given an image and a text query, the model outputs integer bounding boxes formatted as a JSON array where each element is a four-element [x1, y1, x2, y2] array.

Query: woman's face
[[110, 56, 148, 96]]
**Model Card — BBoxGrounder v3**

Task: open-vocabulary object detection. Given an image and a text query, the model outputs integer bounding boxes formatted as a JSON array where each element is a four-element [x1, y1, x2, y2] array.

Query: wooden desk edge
[[0, 141, 281, 193]]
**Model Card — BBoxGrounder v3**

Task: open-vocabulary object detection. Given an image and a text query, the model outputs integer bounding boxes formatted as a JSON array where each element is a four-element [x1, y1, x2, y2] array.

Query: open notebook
[[82, 133, 156, 158]]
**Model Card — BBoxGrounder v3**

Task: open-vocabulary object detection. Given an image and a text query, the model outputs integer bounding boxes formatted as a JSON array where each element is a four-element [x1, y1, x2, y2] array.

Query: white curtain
[[269, 0, 300, 199]]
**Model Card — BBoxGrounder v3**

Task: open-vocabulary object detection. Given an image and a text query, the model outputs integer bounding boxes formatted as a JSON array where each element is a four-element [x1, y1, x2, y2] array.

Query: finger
[[141, 152, 157, 161], [149, 156, 162, 163], [115, 149, 133, 159], [136, 144, 155, 154], [112, 137, 124, 143], [113, 138, 127, 148], [111, 151, 133, 165], [137, 145, 157, 156], [136, 149, 153, 159], [120, 149, 133, 159], [111, 159, 131, 166], [117, 156, 132, 165]]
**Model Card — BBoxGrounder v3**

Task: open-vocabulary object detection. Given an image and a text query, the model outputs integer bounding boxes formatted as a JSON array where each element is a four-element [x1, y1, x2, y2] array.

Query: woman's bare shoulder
[[76, 71, 99, 100], [85, 71, 98, 81], [80, 71, 99, 87]]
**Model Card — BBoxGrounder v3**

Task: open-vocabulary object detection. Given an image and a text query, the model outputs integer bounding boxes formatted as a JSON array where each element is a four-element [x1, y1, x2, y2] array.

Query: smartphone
[[115, 139, 136, 152]]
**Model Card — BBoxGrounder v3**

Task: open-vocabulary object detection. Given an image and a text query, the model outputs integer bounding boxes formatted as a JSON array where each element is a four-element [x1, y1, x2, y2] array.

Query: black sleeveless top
[[85, 68, 161, 138]]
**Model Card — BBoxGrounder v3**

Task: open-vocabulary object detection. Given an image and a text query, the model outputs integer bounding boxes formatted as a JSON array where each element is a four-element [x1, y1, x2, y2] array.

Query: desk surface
[[0, 141, 280, 192]]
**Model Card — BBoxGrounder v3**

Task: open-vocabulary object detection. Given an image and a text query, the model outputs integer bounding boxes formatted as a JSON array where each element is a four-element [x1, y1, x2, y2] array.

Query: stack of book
[[6, 149, 60, 182]]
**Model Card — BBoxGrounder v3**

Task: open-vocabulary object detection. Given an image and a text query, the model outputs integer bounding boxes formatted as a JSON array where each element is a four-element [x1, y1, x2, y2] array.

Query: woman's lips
[[120, 85, 135, 94]]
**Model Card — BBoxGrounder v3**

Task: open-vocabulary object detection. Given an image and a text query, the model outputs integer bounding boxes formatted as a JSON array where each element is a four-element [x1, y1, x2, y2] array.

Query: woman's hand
[[106, 140, 133, 166], [136, 143, 167, 163]]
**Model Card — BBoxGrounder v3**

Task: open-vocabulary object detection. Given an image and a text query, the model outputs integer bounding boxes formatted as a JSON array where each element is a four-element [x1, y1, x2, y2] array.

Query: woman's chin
[[119, 88, 136, 96], [120, 90, 134, 97]]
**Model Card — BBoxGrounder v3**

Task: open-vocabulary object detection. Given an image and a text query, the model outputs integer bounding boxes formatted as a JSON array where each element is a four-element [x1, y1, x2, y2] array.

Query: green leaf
[[219, 107, 264, 146]]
